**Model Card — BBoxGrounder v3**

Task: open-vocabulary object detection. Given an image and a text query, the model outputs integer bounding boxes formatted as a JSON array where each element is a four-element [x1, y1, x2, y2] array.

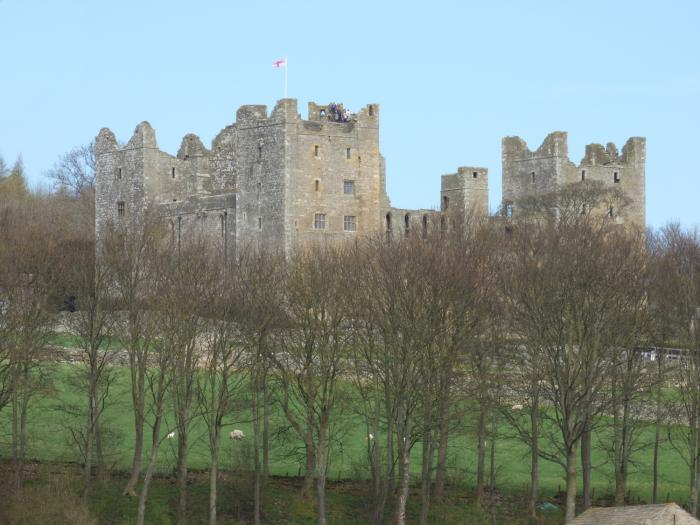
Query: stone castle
[[95, 99, 645, 255]]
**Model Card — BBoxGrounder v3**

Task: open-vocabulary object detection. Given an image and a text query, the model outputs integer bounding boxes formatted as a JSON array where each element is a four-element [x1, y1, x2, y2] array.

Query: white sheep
[[368, 433, 374, 441], [229, 429, 245, 440], [166, 431, 175, 439], [511, 404, 524, 411]]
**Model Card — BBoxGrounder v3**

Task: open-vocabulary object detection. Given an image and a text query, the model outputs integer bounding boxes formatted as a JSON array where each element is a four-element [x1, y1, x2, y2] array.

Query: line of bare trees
[[1, 175, 700, 524]]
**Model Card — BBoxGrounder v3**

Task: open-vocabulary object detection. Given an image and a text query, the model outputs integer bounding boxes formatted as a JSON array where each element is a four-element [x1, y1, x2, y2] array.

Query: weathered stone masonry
[[95, 100, 646, 255]]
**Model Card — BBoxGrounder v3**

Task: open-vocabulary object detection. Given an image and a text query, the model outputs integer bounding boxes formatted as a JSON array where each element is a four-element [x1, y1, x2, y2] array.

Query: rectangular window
[[346, 147, 351, 159], [531, 171, 536, 183], [314, 213, 326, 230], [171, 167, 176, 179], [614, 172, 620, 183], [473, 171, 478, 178], [314, 145, 319, 157], [258, 217, 262, 230], [343, 180, 355, 195], [117, 167, 122, 180], [344, 215, 357, 232], [117, 201, 125, 218], [581, 170, 586, 181]]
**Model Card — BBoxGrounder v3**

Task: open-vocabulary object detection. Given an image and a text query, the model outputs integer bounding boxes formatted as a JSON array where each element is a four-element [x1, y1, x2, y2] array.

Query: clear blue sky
[[1, 0, 698, 229]]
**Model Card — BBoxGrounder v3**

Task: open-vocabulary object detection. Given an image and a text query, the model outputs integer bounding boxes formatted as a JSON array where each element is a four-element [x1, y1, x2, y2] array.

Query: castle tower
[[440, 166, 489, 219], [501, 132, 646, 227]]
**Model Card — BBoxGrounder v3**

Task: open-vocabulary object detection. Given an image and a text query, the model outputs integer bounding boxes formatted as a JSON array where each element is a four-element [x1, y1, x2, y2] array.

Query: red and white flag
[[272, 59, 286, 68]]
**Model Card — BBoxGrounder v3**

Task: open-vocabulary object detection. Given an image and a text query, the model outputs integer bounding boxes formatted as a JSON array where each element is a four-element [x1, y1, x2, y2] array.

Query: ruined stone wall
[[501, 132, 569, 215], [502, 132, 646, 227]]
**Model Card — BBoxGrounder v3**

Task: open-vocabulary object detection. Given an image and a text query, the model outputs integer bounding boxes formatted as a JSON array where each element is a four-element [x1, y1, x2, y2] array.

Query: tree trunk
[[124, 366, 145, 496], [137, 417, 162, 525], [95, 417, 105, 482], [83, 386, 96, 492], [475, 402, 487, 506], [419, 426, 433, 525], [395, 443, 411, 525], [528, 392, 539, 518], [652, 387, 662, 504], [581, 428, 592, 510], [565, 445, 578, 523], [209, 431, 220, 525], [433, 397, 450, 500], [316, 424, 328, 525], [177, 430, 189, 525], [263, 380, 270, 484], [302, 438, 315, 498], [253, 387, 262, 525]]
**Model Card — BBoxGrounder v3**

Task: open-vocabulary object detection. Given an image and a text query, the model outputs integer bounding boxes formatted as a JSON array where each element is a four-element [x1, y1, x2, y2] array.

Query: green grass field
[[0, 361, 694, 522]]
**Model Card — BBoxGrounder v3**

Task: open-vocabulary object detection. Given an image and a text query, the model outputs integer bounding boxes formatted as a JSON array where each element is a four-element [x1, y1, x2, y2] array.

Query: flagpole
[[284, 56, 288, 99]]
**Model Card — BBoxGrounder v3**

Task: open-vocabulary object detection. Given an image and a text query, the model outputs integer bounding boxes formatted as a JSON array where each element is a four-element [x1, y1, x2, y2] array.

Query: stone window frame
[[343, 215, 357, 232], [472, 171, 478, 179], [343, 180, 355, 195], [117, 201, 125, 218], [614, 171, 620, 183], [314, 145, 320, 158], [116, 167, 122, 180], [581, 169, 586, 181], [346, 147, 352, 160], [314, 212, 327, 230]]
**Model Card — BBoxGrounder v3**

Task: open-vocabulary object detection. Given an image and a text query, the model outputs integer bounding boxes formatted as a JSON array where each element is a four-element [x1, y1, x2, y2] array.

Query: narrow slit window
[[346, 147, 351, 159], [614, 172, 620, 183], [581, 170, 586, 181], [531, 171, 536, 183], [314, 145, 319, 157], [171, 167, 176, 179], [315, 179, 320, 192], [386, 213, 392, 231], [368, 105, 374, 116], [443, 196, 449, 210], [117, 201, 125, 218], [117, 167, 122, 180], [258, 217, 263, 230]]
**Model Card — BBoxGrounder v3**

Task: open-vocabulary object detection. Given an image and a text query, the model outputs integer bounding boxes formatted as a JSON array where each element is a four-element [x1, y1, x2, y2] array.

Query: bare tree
[[46, 142, 96, 198], [197, 264, 247, 525], [100, 214, 163, 496], [165, 237, 219, 525], [505, 182, 646, 522], [651, 225, 700, 513], [270, 244, 351, 525], [231, 247, 285, 525], [65, 239, 118, 491]]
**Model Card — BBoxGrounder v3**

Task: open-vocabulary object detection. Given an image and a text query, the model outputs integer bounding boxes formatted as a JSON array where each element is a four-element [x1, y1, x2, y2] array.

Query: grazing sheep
[[511, 404, 524, 411], [229, 429, 245, 440], [166, 431, 175, 439]]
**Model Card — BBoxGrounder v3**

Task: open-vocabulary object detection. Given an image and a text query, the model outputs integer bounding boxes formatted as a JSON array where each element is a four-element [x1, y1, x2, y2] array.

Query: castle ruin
[[95, 99, 645, 255]]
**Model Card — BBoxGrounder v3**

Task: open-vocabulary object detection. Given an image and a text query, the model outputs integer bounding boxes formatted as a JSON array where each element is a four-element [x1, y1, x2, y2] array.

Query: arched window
[[442, 196, 449, 211]]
